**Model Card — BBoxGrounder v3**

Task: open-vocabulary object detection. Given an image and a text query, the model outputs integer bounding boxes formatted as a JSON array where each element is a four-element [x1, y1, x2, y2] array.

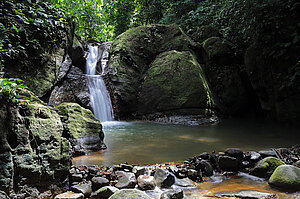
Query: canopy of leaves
[[0, 0, 67, 69]]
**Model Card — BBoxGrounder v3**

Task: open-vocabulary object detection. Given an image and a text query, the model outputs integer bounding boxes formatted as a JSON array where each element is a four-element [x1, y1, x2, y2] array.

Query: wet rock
[[154, 169, 175, 188], [269, 165, 300, 191], [91, 177, 110, 191], [48, 66, 90, 109], [174, 178, 197, 188], [160, 189, 183, 199], [120, 164, 133, 172], [215, 190, 277, 199], [250, 157, 285, 178], [196, 160, 213, 176], [293, 160, 300, 168], [54, 192, 84, 199], [132, 166, 146, 177], [245, 151, 261, 166], [198, 152, 210, 160], [137, 175, 156, 190], [187, 169, 199, 181], [71, 174, 83, 183], [115, 171, 137, 189], [218, 156, 240, 171], [90, 186, 119, 199], [109, 189, 151, 199], [70, 181, 92, 198], [225, 148, 244, 160], [258, 150, 276, 158]]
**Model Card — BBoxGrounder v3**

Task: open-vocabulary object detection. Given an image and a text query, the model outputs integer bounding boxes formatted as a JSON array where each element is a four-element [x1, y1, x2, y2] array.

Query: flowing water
[[73, 119, 300, 166], [86, 44, 113, 122]]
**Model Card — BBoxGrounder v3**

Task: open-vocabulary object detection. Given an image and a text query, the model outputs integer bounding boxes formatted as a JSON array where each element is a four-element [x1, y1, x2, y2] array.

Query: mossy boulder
[[269, 165, 300, 191], [55, 103, 106, 155], [0, 92, 71, 193], [108, 189, 151, 199], [105, 24, 197, 119], [138, 50, 214, 115], [250, 157, 285, 178]]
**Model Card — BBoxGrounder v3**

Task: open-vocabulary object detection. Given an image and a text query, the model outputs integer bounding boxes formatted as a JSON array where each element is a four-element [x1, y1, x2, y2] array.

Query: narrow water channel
[[73, 119, 300, 166]]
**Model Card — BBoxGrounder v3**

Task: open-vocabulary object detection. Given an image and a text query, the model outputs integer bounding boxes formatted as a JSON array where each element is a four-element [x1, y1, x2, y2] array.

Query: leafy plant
[[0, 78, 29, 102]]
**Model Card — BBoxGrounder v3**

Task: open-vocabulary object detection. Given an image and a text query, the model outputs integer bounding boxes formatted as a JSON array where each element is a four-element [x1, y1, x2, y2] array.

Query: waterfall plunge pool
[[73, 119, 300, 166]]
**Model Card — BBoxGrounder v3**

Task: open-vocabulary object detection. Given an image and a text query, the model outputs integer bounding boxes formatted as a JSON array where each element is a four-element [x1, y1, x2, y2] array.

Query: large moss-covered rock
[[55, 103, 106, 155], [250, 157, 285, 178], [269, 165, 300, 191], [105, 24, 196, 118], [138, 50, 213, 115], [0, 92, 71, 193]]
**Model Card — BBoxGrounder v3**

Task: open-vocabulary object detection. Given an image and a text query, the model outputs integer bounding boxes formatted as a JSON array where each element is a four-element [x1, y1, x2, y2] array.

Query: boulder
[[154, 169, 175, 188], [269, 165, 300, 191], [174, 178, 197, 188], [258, 150, 276, 158], [108, 189, 151, 199], [195, 160, 214, 176], [55, 192, 84, 199], [138, 50, 214, 116], [250, 157, 285, 178], [70, 182, 92, 198], [90, 186, 119, 199], [91, 177, 110, 191], [55, 103, 106, 155], [115, 171, 137, 189], [137, 175, 156, 191], [105, 24, 201, 119], [132, 166, 146, 177], [225, 148, 244, 160], [160, 189, 183, 199], [218, 156, 240, 171]]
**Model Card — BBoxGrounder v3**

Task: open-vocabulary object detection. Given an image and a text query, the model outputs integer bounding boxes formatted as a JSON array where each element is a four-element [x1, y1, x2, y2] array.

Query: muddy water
[[73, 119, 300, 166]]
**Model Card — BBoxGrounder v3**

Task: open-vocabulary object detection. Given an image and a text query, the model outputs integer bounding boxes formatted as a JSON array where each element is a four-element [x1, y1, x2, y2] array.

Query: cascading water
[[86, 44, 114, 122]]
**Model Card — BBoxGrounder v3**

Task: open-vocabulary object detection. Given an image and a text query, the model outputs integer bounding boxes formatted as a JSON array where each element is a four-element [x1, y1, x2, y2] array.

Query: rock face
[[0, 92, 71, 193], [105, 24, 215, 120], [269, 165, 300, 190], [250, 157, 285, 178], [55, 103, 106, 156]]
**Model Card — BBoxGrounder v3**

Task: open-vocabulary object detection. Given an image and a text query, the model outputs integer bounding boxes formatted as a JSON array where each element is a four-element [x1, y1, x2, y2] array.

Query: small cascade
[[86, 44, 114, 122]]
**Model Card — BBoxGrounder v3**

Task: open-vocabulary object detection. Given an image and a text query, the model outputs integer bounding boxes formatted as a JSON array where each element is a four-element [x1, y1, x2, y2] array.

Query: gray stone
[[137, 175, 156, 191], [71, 174, 83, 182], [154, 169, 175, 188], [55, 192, 84, 199], [90, 186, 119, 199], [269, 165, 300, 190], [91, 177, 110, 191], [258, 150, 276, 158], [132, 166, 146, 177], [216, 190, 276, 199], [174, 178, 197, 188], [160, 189, 183, 199], [71, 181, 92, 198], [218, 156, 240, 171], [108, 189, 151, 199], [115, 171, 137, 189]]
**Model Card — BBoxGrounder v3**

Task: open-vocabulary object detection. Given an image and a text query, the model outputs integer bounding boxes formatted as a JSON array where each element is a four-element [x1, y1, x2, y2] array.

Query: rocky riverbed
[[3, 147, 299, 199]]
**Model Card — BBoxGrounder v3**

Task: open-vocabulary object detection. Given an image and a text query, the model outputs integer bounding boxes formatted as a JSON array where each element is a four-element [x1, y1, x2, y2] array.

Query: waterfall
[[86, 44, 114, 122]]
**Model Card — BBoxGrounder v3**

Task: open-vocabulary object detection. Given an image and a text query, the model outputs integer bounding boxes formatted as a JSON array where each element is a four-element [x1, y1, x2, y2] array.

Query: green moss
[[269, 165, 300, 190], [250, 157, 285, 178], [138, 50, 213, 114], [55, 103, 102, 139]]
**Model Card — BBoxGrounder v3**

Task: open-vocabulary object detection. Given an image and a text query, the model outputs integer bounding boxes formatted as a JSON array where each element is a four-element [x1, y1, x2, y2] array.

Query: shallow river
[[73, 119, 300, 166]]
